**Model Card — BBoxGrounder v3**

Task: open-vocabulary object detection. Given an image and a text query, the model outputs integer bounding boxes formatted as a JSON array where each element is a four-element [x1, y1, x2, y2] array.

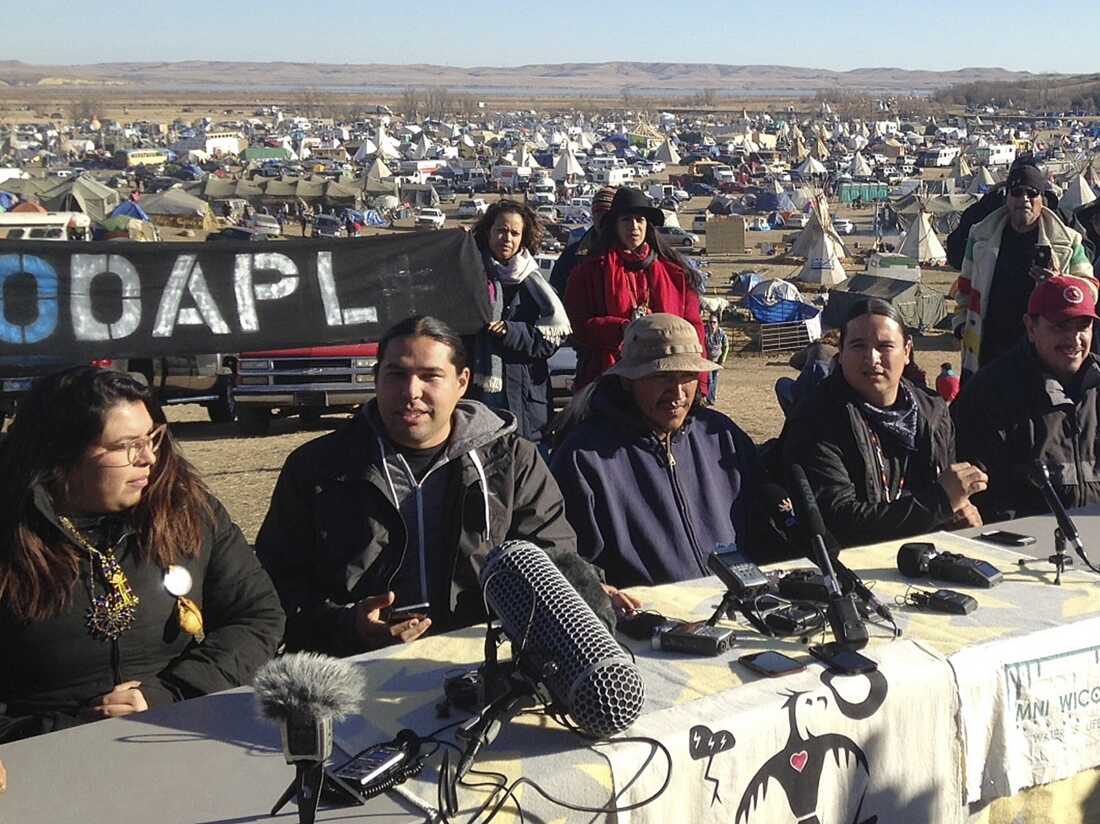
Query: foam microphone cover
[[480, 541, 645, 737], [896, 542, 934, 578]]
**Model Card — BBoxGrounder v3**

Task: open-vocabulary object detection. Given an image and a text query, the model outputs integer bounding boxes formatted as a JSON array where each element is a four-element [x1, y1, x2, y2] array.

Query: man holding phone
[[954, 160, 1094, 381], [954, 275, 1100, 522], [256, 316, 611, 656]]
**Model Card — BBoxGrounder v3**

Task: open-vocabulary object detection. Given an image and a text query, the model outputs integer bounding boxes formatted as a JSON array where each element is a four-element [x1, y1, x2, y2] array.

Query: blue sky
[[4, 0, 1095, 73]]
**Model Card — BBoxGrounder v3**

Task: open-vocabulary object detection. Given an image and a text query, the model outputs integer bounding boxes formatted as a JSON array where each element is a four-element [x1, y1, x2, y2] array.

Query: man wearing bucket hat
[[564, 187, 707, 395], [551, 314, 781, 587], [954, 274, 1100, 521]]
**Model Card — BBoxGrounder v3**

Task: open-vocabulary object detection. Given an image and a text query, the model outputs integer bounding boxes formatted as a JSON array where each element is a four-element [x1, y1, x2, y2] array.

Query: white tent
[[897, 210, 947, 265], [1060, 174, 1097, 220], [654, 139, 680, 164], [850, 153, 873, 178], [364, 157, 392, 180], [352, 139, 378, 163], [966, 166, 997, 195], [791, 198, 848, 286], [551, 149, 585, 181], [795, 155, 827, 176]]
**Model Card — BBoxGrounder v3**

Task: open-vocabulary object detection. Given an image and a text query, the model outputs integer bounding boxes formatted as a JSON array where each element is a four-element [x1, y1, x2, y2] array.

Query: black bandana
[[860, 384, 921, 453]]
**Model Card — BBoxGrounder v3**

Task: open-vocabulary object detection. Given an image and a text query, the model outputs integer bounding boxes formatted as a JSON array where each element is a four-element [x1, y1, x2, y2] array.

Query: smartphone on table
[[808, 642, 878, 675], [738, 651, 806, 678], [978, 530, 1037, 547]]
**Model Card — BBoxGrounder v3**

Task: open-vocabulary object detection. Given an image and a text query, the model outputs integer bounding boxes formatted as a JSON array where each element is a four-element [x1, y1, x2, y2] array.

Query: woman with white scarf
[[470, 200, 572, 444]]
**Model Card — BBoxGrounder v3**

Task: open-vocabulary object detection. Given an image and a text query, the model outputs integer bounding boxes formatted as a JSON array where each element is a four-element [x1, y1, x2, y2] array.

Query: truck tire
[[237, 406, 271, 437], [206, 377, 237, 424]]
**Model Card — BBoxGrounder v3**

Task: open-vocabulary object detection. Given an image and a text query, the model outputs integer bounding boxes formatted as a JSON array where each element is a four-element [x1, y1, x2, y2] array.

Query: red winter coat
[[565, 245, 707, 391]]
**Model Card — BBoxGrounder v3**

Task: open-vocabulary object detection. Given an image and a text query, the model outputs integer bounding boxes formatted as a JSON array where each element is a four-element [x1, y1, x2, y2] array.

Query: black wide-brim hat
[[600, 186, 665, 232]]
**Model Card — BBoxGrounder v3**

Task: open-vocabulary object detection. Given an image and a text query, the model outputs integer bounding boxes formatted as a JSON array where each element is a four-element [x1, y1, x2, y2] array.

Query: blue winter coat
[[550, 380, 778, 587]]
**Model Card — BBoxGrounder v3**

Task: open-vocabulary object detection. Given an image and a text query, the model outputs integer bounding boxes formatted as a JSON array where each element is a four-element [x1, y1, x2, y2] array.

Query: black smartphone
[[808, 642, 878, 674], [978, 530, 1037, 547], [738, 651, 806, 678], [385, 602, 430, 623], [1033, 245, 1053, 270]]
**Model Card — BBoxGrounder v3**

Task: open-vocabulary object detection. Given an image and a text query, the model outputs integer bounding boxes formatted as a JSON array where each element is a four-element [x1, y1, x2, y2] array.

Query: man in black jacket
[[256, 315, 613, 656], [954, 275, 1100, 522], [780, 299, 987, 547]]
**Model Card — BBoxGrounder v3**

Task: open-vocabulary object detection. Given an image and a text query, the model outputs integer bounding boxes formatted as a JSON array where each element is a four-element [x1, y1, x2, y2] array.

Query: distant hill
[[0, 60, 1039, 97]]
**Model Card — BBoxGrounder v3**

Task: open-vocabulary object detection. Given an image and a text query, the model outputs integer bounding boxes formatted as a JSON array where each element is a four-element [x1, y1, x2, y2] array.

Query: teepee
[[850, 153, 873, 178], [654, 139, 680, 165], [966, 166, 997, 195], [897, 209, 947, 265], [551, 149, 584, 181], [791, 197, 848, 286], [1059, 174, 1097, 221]]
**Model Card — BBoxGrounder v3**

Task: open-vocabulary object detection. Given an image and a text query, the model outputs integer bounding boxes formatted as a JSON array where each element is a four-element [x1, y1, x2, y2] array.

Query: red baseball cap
[[1027, 275, 1100, 322]]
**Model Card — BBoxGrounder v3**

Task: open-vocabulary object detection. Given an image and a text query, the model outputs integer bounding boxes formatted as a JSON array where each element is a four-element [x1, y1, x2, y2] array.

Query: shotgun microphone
[[789, 464, 869, 649]]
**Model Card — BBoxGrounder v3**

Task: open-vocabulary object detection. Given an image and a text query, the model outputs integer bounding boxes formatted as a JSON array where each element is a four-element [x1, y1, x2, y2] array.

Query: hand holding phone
[[353, 593, 432, 648]]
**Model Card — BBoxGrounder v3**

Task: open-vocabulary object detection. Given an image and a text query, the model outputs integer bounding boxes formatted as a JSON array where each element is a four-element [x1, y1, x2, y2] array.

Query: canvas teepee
[[897, 209, 947, 266], [791, 197, 848, 286]]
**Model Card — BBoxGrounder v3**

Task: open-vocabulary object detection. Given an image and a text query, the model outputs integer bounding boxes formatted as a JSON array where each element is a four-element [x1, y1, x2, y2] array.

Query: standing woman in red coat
[[565, 187, 707, 391]]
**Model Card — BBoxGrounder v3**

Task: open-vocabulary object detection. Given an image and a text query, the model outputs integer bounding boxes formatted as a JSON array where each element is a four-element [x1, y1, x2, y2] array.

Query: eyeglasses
[[1009, 186, 1041, 199], [96, 424, 168, 466]]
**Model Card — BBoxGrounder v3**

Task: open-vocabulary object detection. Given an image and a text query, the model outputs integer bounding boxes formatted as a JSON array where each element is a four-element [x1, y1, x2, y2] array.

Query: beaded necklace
[[58, 514, 139, 641], [867, 429, 908, 503]]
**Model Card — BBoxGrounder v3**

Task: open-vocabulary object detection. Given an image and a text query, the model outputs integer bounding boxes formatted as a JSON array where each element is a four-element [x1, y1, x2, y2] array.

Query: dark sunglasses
[[1009, 186, 1041, 199]]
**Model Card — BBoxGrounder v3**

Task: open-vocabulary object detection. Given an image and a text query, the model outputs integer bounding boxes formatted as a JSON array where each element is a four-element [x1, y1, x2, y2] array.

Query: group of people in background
[[1, 156, 1098, 770]]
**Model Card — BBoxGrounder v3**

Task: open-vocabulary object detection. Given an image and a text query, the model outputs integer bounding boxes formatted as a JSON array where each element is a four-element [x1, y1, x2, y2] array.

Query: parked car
[[787, 214, 810, 228], [535, 205, 558, 223], [435, 187, 457, 203], [456, 198, 489, 218], [691, 214, 708, 234], [655, 226, 701, 250], [313, 214, 346, 237], [246, 214, 282, 236], [415, 208, 446, 229], [684, 182, 715, 197], [833, 218, 855, 235], [207, 227, 277, 242]]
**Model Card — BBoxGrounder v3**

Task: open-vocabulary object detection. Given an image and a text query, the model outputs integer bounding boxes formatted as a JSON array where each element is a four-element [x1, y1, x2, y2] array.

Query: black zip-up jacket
[[0, 491, 285, 743], [953, 340, 1100, 522], [780, 373, 956, 547], [255, 400, 581, 656]]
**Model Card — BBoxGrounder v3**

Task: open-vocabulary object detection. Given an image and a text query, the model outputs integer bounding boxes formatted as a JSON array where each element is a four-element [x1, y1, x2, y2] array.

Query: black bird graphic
[[735, 670, 887, 824]]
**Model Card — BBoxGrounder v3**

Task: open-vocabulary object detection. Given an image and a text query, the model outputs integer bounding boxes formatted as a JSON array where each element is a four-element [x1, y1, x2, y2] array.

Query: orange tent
[[10, 201, 46, 213]]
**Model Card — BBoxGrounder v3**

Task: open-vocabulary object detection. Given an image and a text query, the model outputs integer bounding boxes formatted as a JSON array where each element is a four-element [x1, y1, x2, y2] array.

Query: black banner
[[0, 228, 489, 358]]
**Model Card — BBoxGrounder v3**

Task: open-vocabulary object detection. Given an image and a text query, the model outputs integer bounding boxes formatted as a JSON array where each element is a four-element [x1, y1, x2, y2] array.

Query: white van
[[0, 211, 92, 241]]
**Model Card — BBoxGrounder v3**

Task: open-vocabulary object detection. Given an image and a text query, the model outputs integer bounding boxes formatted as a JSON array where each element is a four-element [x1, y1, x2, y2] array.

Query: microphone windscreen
[[254, 652, 365, 722], [897, 543, 933, 579], [481, 540, 645, 738]]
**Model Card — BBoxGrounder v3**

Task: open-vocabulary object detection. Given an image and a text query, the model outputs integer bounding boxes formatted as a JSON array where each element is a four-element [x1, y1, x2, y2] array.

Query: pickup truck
[[0, 354, 237, 428], [232, 343, 378, 436], [415, 208, 446, 230]]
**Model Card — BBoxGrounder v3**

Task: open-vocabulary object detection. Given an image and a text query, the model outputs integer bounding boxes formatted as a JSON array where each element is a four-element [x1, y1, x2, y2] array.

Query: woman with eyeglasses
[[0, 366, 284, 743], [954, 159, 1095, 381]]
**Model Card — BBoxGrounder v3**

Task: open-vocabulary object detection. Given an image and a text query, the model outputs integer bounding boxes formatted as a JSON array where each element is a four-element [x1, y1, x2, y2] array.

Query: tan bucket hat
[[606, 313, 722, 379]]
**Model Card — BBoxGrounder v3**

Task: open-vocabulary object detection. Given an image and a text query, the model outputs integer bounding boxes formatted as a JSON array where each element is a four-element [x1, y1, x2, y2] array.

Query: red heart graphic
[[789, 751, 808, 773]]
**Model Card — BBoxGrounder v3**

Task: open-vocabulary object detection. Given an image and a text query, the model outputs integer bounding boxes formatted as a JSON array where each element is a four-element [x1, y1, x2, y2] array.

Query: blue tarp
[[111, 200, 150, 221], [731, 271, 765, 296], [755, 191, 795, 213], [0, 192, 15, 211], [364, 209, 386, 226], [746, 298, 819, 324]]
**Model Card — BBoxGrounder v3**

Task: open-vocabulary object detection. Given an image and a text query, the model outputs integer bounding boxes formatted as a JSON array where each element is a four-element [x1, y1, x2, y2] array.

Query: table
[[2, 511, 1099, 824]]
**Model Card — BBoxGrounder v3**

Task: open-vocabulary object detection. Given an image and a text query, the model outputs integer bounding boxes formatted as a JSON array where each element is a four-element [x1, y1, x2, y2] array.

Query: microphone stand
[[1017, 527, 1073, 585], [270, 761, 364, 824]]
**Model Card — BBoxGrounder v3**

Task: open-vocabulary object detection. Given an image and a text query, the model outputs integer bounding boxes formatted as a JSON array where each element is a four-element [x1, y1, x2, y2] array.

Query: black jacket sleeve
[[952, 382, 1020, 523], [255, 452, 361, 656], [782, 417, 954, 547], [506, 438, 580, 559], [158, 498, 285, 697]]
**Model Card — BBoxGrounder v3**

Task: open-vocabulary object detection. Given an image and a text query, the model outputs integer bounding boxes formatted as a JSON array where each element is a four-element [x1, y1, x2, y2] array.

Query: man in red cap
[[953, 275, 1100, 520]]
